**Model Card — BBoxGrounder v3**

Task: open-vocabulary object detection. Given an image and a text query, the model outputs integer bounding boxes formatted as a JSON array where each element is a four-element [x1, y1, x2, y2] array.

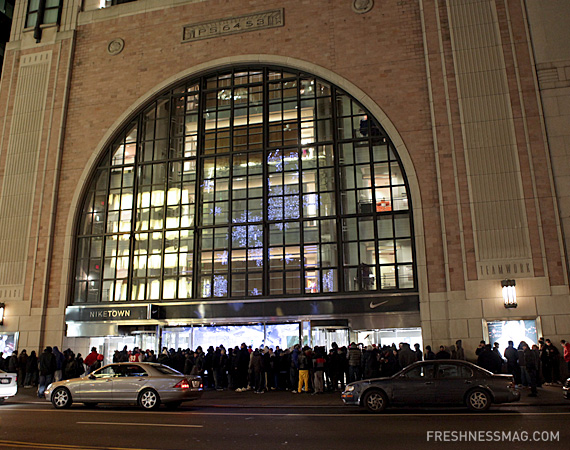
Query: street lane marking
[[0, 440, 153, 450], [2, 408, 570, 417], [77, 421, 202, 428]]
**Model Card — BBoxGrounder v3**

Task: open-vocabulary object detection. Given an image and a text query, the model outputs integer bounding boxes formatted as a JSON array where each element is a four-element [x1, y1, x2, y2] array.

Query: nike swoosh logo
[[369, 300, 388, 309]]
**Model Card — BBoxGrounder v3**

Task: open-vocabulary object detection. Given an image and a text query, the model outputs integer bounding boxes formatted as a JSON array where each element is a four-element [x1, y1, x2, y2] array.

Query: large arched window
[[73, 67, 415, 304]]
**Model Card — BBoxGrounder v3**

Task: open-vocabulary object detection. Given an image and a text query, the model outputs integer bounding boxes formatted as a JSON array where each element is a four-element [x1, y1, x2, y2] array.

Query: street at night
[[0, 387, 568, 450]]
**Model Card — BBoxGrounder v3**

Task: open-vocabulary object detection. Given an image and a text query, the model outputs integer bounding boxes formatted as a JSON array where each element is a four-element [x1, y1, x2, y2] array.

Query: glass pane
[[378, 241, 395, 264], [396, 239, 413, 263], [394, 214, 411, 237], [398, 265, 414, 289], [380, 266, 396, 289], [392, 186, 409, 211], [377, 216, 394, 239], [322, 269, 337, 292]]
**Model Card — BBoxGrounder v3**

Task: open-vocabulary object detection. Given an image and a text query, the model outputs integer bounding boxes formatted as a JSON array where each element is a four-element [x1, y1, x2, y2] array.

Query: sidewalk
[[7, 384, 567, 408]]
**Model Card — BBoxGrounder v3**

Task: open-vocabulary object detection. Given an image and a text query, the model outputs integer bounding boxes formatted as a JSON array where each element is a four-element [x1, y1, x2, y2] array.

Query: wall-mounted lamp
[[0, 302, 5, 325], [501, 279, 517, 309]]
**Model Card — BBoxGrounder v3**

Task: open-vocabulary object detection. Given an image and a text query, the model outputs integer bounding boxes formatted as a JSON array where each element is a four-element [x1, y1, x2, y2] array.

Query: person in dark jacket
[[289, 344, 301, 393], [435, 346, 450, 359], [235, 343, 250, 392], [413, 343, 423, 362], [381, 348, 400, 376], [17, 350, 27, 386], [7, 350, 18, 373], [24, 350, 39, 387], [63, 351, 78, 380], [398, 343, 416, 368], [347, 342, 362, 383], [328, 344, 344, 391], [424, 345, 436, 360], [38, 346, 56, 398], [52, 346, 65, 382], [544, 339, 561, 384], [504, 340, 520, 385], [477, 344, 503, 373], [522, 342, 538, 396], [249, 349, 264, 393]]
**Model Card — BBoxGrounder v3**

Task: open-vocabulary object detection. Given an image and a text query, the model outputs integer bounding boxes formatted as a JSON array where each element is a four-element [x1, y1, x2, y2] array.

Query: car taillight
[[174, 379, 190, 389]]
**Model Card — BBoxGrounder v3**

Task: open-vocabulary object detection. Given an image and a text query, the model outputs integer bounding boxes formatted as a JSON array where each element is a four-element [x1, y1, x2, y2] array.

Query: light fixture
[[502, 279, 517, 309], [0, 302, 4, 325]]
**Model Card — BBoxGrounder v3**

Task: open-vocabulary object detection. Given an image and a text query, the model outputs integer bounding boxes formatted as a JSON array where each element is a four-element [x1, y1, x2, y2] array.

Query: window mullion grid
[[262, 68, 270, 297], [331, 87, 344, 292], [194, 76, 208, 299]]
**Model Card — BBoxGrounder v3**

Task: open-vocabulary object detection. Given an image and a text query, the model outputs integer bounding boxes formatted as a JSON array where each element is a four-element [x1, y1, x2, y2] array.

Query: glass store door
[[311, 328, 349, 349]]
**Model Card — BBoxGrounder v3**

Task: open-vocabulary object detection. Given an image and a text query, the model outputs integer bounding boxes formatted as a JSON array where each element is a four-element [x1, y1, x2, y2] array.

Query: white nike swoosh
[[369, 300, 388, 309]]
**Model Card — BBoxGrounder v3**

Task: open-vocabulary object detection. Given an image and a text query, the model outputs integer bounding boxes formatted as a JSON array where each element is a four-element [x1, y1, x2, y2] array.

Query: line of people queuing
[[2, 336, 568, 399], [0, 346, 102, 398], [117, 341, 430, 394]]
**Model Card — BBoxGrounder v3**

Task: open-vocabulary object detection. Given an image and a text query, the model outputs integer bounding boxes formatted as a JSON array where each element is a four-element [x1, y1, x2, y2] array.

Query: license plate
[[0, 378, 11, 384]]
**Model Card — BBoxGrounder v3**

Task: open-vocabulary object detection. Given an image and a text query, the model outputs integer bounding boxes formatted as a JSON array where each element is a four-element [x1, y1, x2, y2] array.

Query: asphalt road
[[0, 392, 568, 450]]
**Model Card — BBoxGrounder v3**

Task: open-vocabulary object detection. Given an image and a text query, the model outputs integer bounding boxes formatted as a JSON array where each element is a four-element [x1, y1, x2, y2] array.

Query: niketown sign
[[65, 295, 419, 323]]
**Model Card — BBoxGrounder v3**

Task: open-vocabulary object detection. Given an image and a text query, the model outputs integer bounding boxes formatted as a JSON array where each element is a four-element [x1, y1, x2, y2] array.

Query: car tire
[[51, 387, 73, 409], [83, 402, 98, 408], [138, 388, 161, 410], [0, 398, 5, 405], [165, 401, 182, 410], [363, 389, 388, 413], [466, 389, 491, 412]]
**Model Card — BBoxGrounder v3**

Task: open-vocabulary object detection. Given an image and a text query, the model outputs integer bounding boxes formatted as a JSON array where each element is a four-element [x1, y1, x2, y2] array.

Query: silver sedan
[[0, 369, 18, 404], [45, 362, 202, 410]]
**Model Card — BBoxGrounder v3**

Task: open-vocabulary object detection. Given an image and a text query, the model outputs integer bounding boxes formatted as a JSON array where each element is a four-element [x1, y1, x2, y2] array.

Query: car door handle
[[464, 380, 472, 384], [425, 381, 434, 385]]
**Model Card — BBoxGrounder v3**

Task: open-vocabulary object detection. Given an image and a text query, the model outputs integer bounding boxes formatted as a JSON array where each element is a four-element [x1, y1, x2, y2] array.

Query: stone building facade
[[0, 0, 569, 360]]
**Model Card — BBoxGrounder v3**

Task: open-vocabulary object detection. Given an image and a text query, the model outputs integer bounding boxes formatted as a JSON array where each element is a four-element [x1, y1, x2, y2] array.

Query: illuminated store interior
[[69, 67, 418, 352]]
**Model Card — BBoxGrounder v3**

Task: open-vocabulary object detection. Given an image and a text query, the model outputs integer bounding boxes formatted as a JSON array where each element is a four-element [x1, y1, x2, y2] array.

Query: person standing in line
[[522, 342, 538, 397], [561, 339, 570, 374], [24, 350, 38, 387], [504, 340, 521, 386], [83, 347, 99, 374], [347, 342, 362, 382], [52, 346, 65, 382], [544, 339, 561, 384], [312, 347, 326, 394], [7, 350, 18, 374], [435, 345, 451, 360], [290, 344, 300, 393], [455, 340, 465, 360], [38, 346, 56, 399], [296, 347, 311, 394], [17, 349, 27, 387], [413, 343, 423, 362]]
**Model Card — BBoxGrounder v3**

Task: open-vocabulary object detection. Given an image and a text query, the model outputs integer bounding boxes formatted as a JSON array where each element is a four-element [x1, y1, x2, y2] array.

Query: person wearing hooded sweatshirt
[[52, 346, 65, 382]]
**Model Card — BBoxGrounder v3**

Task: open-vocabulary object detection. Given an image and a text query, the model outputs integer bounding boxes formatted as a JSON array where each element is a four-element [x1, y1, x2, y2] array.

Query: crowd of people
[[1, 337, 568, 399]]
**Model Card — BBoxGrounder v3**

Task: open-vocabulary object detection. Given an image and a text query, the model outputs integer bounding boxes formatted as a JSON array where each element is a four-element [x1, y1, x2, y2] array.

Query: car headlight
[[345, 385, 355, 392]]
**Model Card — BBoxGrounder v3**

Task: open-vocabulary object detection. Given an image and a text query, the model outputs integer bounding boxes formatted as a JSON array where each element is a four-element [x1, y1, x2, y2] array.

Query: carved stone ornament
[[352, 0, 374, 14], [107, 38, 125, 56]]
